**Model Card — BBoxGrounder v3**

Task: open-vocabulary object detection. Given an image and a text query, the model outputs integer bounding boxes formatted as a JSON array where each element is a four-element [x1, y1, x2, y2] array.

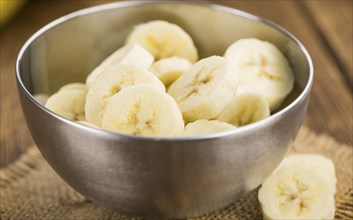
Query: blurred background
[[1, 0, 352, 167]]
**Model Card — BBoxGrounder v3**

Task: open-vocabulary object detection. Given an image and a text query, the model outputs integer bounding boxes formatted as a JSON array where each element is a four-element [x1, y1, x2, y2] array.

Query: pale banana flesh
[[149, 56, 192, 86], [33, 94, 49, 105], [225, 38, 294, 111], [45, 89, 86, 121], [101, 85, 184, 137], [58, 82, 87, 93], [183, 119, 236, 136], [85, 65, 165, 126], [168, 56, 238, 122], [259, 154, 336, 220], [86, 43, 154, 86], [78, 120, 99, 128], [217, 85, 270, 126], [126, 20, 198, 63], [278, 154, 337, 194]]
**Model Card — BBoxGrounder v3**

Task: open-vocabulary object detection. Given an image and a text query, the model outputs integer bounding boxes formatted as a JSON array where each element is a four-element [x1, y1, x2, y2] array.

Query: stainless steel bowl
[[16, 1, 313, 218]]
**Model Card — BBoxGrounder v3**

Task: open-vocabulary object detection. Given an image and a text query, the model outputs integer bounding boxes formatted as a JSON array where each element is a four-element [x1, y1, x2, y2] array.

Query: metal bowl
[[16, 1, 313, 218]]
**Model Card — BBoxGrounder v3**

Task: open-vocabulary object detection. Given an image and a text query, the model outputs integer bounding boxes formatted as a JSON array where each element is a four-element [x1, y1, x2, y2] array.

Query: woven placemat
[[0, 127, 352, 220]]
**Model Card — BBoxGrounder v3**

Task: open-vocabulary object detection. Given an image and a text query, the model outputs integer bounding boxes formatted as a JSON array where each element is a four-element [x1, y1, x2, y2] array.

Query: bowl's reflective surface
[[16, 1, 313, 218]]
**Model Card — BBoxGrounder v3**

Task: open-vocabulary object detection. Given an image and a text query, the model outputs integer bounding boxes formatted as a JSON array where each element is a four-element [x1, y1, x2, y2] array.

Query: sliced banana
[[279, 154, 337, 194], [101, 85, 184, 137], [224, 38, 294, 111], [33, 94, 49, 105], [168, 56, 238, 122], [78, 120, 99, 128], [45, 89, 86, 121], [58, 82, 88, 93], [216, 85, 270, 126], [183, 119, 236, 136], [126, 20, 198, 62], [149, 56, 192, 86], [258, 165, 335, 220], [85, 65, 165, 126], [86, 43, 154, 85]]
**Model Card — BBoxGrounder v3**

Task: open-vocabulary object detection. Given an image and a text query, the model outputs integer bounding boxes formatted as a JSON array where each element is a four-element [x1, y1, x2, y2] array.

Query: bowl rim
[[16, 0, 314, 142]]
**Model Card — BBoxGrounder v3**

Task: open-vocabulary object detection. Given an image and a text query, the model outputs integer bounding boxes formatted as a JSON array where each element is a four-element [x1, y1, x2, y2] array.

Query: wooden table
[[1, 0, 352, 167]]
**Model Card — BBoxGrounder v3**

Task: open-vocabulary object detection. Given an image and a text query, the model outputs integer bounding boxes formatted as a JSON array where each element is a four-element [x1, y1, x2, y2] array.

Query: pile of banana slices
[[43, 20, 295, 136], [41, 20, 337, 219]]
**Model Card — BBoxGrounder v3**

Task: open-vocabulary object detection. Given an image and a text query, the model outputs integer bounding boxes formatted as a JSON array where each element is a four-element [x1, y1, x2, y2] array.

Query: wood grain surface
[[304, 0, 353, 89], [1, 0, 352, 167]]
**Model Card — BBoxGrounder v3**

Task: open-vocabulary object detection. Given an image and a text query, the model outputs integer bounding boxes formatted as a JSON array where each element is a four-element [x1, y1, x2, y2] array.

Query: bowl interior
[[18, 1, 311, 115]]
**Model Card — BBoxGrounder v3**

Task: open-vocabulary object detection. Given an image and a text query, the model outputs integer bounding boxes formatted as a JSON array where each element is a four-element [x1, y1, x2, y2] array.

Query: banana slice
[[149, 56, 192, 86], [101, 85, 184, 137], [58, 82, 87, 93], [85, 65, 165, 126], [183, 119, 236, 136], [168, 56, 238, 122], [126, 20, 198, 62], [45, 89, 86, 121], [78, 120, 99, 128], [33, 94, 49, 105], [258, 165, 335, 220], [224, 38, 294, 111], [86, 43, 154, 85], [279, 154, 337, 194], [216, 85, 270, 126]]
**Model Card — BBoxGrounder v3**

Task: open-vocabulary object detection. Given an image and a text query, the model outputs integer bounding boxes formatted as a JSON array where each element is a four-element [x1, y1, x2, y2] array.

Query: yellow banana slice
[[216, 85, 270, 126], [101, 85, 184, 137], [58, 82, 87, 93], [183, 119, 236, 136], [126, 20, 198, 62], [149, 56, 192, 86], [258, 165, 335, 220], [45, 89, 86, 121], [168, 56, 238, 122], [86, 43, 154, 85], [78, 120, 99, 128], [85, 65, 165, 126], [279, 154, 337, 194], [33, 94, 49, 105], [224, 38, 294, 111]]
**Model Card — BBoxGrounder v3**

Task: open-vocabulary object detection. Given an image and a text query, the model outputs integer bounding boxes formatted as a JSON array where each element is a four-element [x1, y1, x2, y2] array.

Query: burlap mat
[[0, 127, 352, 220]]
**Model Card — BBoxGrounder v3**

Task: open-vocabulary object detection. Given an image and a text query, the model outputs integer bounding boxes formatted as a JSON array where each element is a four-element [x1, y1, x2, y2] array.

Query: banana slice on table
[[58, 82, 88, 93], [258, 165, 335, 220], [216, 85, 270, 126], [45, 89, 86, 121], [101, 85, 184, 137], [224, 38, 294, 111], [149, 56, 192, 86], [183, 119, 236, 136], [278, 154, 337, 194], [86, 43, 154, 85], [168, 56, 238, 122], [126, 20, 198, 63], [85, 65, 165, 126]]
